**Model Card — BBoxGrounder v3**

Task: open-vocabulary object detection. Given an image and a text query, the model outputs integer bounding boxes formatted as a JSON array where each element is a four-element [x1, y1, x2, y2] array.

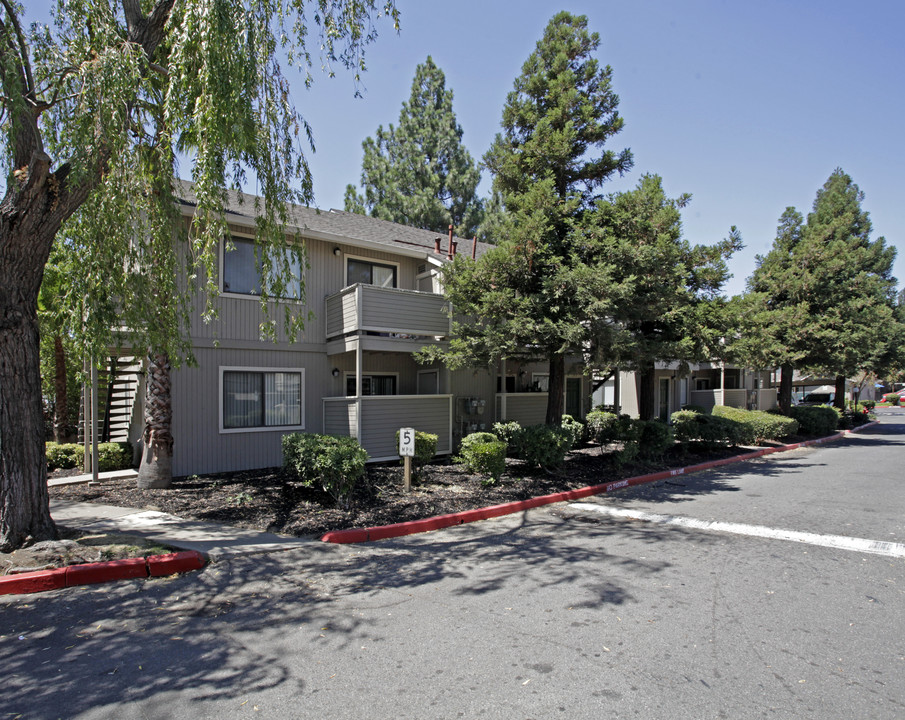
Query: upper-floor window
[[347, 258, 397, 288], [223, 236, 303, 300]]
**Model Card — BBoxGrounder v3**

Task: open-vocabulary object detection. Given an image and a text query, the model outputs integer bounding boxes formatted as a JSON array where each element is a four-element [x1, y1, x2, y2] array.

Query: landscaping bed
[[48, 442, 762, 539]]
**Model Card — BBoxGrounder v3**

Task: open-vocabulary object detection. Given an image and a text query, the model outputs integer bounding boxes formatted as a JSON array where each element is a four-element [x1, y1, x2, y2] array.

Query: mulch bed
[[48, 443, 756, 538]]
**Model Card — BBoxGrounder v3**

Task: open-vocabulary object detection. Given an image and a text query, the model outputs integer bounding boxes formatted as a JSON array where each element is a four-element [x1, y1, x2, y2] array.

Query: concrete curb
[[321, 421, 879, 544], [0, 550, 206, 596]]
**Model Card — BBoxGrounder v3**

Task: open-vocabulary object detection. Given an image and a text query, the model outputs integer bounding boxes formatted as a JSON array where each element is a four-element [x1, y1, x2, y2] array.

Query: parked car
[[799, 392, 834, 406]]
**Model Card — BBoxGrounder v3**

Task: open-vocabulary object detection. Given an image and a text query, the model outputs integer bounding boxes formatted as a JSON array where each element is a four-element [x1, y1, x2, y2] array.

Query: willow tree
[[0, 0, 397, 551], [438, 11, 632, 424]]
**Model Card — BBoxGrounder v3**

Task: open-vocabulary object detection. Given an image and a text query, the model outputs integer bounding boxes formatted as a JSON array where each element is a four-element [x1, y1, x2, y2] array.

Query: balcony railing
[[325, 283, 450, 340], [323, 394, 453, 461]]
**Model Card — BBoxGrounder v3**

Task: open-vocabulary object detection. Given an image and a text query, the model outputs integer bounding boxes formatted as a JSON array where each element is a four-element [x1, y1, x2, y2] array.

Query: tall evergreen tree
[[345, 56, 483, 237], [588, 175, 740, 420], [741, 170, 898, 411], [453, 11, 632, 424], [0, 0, 397, 551], [739, 207, 809, 413]]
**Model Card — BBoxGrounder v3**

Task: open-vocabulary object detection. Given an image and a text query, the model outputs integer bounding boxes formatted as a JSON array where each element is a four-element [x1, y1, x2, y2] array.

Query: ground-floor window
[[221, 367, 304, 431], [346, 373, 398, 396]]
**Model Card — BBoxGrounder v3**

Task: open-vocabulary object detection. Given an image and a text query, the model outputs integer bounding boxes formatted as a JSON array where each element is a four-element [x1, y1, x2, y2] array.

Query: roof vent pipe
[[447, 225, 454, 259], [434, 238, 441, 254], [472, 237, 477, 259], [450, 240, 457, 257]]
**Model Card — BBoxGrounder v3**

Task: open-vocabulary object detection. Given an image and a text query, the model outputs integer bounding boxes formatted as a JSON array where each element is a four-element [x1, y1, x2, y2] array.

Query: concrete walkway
[[50, 499, 313, 561]]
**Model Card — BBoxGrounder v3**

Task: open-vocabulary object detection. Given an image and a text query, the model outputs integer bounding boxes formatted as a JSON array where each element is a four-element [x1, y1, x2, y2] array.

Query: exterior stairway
[[78, 356, 142, 444]]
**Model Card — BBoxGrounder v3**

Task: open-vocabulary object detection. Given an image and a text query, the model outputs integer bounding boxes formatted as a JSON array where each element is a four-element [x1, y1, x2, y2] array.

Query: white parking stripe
[[569, 503, 905, 559]]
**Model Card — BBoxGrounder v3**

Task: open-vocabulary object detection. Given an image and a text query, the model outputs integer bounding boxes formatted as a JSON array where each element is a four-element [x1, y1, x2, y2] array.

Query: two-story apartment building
[[114, 183, 591, 477]]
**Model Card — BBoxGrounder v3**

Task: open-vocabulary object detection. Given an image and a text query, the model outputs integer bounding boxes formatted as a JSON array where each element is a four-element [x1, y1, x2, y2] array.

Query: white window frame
[[344, 372, 400, 397], [344, 253, 401, 289], [220, 233, 305, 302], [219, 366, 305, 434]]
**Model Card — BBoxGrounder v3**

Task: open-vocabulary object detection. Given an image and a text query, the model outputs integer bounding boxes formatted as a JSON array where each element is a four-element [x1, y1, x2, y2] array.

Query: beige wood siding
[[170, 347, 331, 476], [495, 393, 548, 426], [359, 396, 452, 460], [323, 397, 357, 436]]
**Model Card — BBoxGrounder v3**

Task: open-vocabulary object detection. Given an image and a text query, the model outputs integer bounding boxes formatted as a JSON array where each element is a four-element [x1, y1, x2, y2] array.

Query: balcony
[[323, 394, 453, 461], [325, 283, 451, 354]]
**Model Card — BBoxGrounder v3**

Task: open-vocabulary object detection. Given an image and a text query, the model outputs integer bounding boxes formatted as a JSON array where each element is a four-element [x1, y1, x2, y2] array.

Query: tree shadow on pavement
[[0, 508, 709, 717]]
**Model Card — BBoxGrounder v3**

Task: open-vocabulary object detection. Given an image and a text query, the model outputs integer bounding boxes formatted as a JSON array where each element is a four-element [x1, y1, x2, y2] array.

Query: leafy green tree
[[587, 175, 741, 420], [741, 170, 898, 411], [0, 0, 397, 550], [433, 12, 632, 424], [345, 56, 483, 237]]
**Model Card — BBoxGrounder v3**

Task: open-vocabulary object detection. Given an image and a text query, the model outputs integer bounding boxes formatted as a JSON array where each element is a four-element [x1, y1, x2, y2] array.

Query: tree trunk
[[778, 363, 794, 415], [0, 175, 62, 550], [638, 362, 657, 420], [834, 374, 846, 410], [137, 352, 174, 489], [53, 335, 70, 443], [545, 352, 565, 425]]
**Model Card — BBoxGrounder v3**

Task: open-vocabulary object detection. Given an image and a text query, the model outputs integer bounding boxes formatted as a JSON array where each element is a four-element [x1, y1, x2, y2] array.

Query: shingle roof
[[174, 179, 495, 260]]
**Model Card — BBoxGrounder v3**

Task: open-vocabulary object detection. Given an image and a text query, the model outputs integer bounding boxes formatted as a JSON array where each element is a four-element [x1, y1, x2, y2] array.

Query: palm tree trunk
[[137, 352, 174, 489]]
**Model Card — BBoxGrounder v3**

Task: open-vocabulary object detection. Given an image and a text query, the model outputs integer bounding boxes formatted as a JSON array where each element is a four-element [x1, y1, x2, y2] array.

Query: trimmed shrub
[[789, 405, 838, 437], [612, 417, 643, 464], [711, 405, 799, 443], [492, 421, 522, 453], [98, 442, 134, 471], [859, 399, 875, 410], [710, 406, 757, 445], [46, 442, 133, 471], [514, 424, 573, 471], [560, 415, 585, 448], [637, 419, 674, 460], [671, 410, 745, 448], [680, 404, 709, 415], [585, 410, 621, 448], [890, 395, 901, 406], [458, 433, 506, 483], [282, 433, 368, 508], [46, 442, 84, 470]]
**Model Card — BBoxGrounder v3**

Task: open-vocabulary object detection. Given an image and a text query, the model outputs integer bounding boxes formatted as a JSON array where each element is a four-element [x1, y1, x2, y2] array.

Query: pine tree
[[587, 175, 740, 420], [742, 170, 898, 411], [345, 56, 483, 237], [463, 11, 632, 424]]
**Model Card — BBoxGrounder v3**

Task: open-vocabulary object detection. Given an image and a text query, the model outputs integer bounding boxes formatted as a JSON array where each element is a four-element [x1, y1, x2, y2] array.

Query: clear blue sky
[[23, 1, 904, 296]]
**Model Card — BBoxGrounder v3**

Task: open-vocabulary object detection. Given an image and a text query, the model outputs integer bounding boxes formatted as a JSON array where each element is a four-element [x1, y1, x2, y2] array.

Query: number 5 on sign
[[399, 427, 415, 457], [399, 427, 415, 493]]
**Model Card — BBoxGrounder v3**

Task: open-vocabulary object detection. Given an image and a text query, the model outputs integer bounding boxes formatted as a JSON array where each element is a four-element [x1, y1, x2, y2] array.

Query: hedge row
[[46, 442, 133, 472]]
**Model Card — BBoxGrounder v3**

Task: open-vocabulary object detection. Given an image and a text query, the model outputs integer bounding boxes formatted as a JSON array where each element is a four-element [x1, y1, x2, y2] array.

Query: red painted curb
[[147, 551, 206, 577], [0, 550, 208, 596], [0, 568, 68, 596], [320, 421, 880, 545], [65, 557, 150, 587]]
